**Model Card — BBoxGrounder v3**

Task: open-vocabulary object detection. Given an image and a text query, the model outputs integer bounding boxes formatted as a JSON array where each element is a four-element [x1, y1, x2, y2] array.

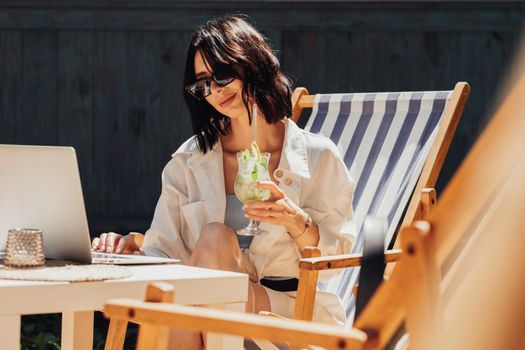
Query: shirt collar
[[279, 118, 311, 179], [185, 136, 222, 170]]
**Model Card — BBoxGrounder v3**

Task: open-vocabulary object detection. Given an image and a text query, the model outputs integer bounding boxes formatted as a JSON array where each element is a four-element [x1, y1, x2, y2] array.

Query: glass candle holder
[[4, 228, 45, 267]]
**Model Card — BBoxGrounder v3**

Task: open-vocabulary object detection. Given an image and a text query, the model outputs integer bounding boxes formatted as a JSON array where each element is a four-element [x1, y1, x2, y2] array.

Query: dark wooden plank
[[0, 30, 22, 143], [436, 30, 522, 192], [0, 6, 523, 31], [20, 30, 57, 145], [345, 32, 459, 92], [0, 0, 523, 9], [0, 0, 523, 8], [157, 30, 193, 166], [125, 30, 163, 221], [158, 31, 193, 149], [91, 30, 129, 234], [89, 30, 193, 234], [281, 30, 319, 127], [134, 30, 194, 231], [116, 29, 194, 232], [57, 30, 94, 217]]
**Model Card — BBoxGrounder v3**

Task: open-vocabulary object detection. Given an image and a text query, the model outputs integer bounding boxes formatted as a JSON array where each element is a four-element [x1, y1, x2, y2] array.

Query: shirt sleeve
[[302, 144, 356, 281], [140, 156, 192, 262]]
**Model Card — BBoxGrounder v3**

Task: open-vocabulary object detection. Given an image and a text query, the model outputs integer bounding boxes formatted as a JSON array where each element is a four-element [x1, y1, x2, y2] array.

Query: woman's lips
[[219, 93, 236, 107]]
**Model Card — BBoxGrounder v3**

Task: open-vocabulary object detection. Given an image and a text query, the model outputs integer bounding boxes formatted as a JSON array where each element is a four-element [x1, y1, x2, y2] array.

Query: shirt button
[[275, 170, 284, 178], [284, 178, 293, 186]]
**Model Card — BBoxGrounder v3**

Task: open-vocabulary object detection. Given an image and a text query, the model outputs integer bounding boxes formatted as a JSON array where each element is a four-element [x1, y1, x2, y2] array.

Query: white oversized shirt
[[142, 118, 356, 281]]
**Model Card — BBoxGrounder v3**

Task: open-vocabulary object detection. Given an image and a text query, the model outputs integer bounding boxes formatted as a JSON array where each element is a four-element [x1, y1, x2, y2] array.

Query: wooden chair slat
[[105, 299, 367, 350], [298, 250, 402, 271]]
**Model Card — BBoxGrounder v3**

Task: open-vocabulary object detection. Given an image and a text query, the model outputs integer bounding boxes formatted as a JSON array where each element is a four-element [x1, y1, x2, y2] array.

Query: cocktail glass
[[234, 151, 271, 236]]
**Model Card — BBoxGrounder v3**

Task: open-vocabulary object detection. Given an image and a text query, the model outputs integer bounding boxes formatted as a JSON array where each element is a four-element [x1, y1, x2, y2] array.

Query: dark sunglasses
[[185, 67, 238, 100]]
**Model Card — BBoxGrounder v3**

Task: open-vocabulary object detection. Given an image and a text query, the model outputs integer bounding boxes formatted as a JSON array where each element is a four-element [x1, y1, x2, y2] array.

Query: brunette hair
[[183, 15, 292, 153]]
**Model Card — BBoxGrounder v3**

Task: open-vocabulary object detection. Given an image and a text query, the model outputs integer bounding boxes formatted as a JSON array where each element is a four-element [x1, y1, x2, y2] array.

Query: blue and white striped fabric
[[305, 90, 452, 324]]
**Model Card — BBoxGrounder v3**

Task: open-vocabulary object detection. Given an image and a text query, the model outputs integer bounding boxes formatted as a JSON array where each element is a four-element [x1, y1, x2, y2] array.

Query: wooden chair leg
[[105, 282, 175, 350], [420, 188, 437, 221], [135, 283, 175, 350], [104, 319, 128, 350], [294, 247, 321, 322], [290, 247, 321, 350]]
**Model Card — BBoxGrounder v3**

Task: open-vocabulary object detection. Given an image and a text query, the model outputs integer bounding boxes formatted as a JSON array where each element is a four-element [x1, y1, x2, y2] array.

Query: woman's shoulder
[[291, 124, 352, 185], [161, 135, 201, 173], [287, 119, 338, 153], [285, 119, 343, 169], [172, 135, 200, 157], [159, 136, 202, 187]]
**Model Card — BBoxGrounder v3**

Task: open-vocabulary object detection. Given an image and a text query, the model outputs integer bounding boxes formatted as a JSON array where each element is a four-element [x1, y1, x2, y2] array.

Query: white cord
[[253, 104, 257, 143]]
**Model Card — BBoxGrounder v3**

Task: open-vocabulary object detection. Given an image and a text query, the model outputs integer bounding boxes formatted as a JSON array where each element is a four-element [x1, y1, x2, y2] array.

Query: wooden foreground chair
[[103, 69, 525, 349]]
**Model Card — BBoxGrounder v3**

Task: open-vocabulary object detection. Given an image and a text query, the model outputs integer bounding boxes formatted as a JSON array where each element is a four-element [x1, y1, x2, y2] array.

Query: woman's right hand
[[91, 232, 144, 254]]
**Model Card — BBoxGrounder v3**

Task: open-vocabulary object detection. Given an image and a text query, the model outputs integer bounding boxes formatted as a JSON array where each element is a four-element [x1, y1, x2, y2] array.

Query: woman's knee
[[198, 222, 238, 250], [248, 282, 271, 314], [190, 222, 241, 267]]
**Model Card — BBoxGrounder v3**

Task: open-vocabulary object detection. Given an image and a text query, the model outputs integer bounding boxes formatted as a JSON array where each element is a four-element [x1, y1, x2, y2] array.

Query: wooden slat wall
[[0, 1, 523, 235]]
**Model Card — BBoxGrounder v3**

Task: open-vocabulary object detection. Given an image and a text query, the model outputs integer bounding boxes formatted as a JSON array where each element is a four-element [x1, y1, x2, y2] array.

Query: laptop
[[0, 144, 179, 265]]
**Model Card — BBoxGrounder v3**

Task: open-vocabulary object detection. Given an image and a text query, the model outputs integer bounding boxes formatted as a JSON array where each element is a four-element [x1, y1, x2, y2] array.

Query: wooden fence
[[0, 1, 523, 233]]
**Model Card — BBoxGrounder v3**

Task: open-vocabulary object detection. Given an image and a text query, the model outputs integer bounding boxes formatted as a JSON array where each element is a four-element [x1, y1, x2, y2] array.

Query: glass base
[[236, 220, 268, 236]]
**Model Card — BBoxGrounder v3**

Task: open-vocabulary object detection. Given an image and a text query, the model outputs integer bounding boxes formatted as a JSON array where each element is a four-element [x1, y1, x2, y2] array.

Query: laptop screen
[[0, 145, 92, 263]]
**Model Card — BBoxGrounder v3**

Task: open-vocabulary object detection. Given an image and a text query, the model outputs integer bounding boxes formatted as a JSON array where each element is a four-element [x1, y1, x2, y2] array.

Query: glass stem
[[248, 219, 260, 231]]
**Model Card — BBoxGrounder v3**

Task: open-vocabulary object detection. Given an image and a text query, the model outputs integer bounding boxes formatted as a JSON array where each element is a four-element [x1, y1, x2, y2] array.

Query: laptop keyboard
[[91, 251, 134, 259], [1, 250, 134, 260]]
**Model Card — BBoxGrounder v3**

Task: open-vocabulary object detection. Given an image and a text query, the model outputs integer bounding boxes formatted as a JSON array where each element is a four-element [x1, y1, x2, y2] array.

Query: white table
[[0, 264, 249, 350]]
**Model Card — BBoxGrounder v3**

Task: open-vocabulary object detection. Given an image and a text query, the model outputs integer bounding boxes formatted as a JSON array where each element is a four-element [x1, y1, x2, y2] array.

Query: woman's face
[[194, 50, 247, 120]]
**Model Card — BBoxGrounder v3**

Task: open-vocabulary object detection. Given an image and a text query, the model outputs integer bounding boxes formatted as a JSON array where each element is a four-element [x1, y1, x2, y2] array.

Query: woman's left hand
[[243, 181, 307, 233]]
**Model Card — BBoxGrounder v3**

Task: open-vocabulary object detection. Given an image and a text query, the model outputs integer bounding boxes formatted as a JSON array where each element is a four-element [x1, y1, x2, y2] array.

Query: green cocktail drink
[[234, 142, 271, 236]]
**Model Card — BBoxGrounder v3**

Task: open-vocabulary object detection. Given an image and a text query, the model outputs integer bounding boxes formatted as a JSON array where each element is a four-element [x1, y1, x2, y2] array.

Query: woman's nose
[[210, 80, 223, 95]]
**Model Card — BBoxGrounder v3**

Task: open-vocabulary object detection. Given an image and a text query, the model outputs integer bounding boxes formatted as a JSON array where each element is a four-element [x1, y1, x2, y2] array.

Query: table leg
[[61, 311, 94, 350], [0, 314, 21, 350], [205, 302, 245, 350]]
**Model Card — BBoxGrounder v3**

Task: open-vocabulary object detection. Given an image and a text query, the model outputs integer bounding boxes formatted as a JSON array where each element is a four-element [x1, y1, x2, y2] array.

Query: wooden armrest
[[104, 299, 367, 350], [299, 249, 402, 271]]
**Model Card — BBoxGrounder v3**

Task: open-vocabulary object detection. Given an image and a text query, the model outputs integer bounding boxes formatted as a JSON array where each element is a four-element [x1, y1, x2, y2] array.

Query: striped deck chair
[[290, 82, 470, 324]]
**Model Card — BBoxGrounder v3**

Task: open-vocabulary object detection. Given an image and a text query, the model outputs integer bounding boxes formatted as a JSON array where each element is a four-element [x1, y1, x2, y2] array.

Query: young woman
[[92, 15, 356, 346]]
